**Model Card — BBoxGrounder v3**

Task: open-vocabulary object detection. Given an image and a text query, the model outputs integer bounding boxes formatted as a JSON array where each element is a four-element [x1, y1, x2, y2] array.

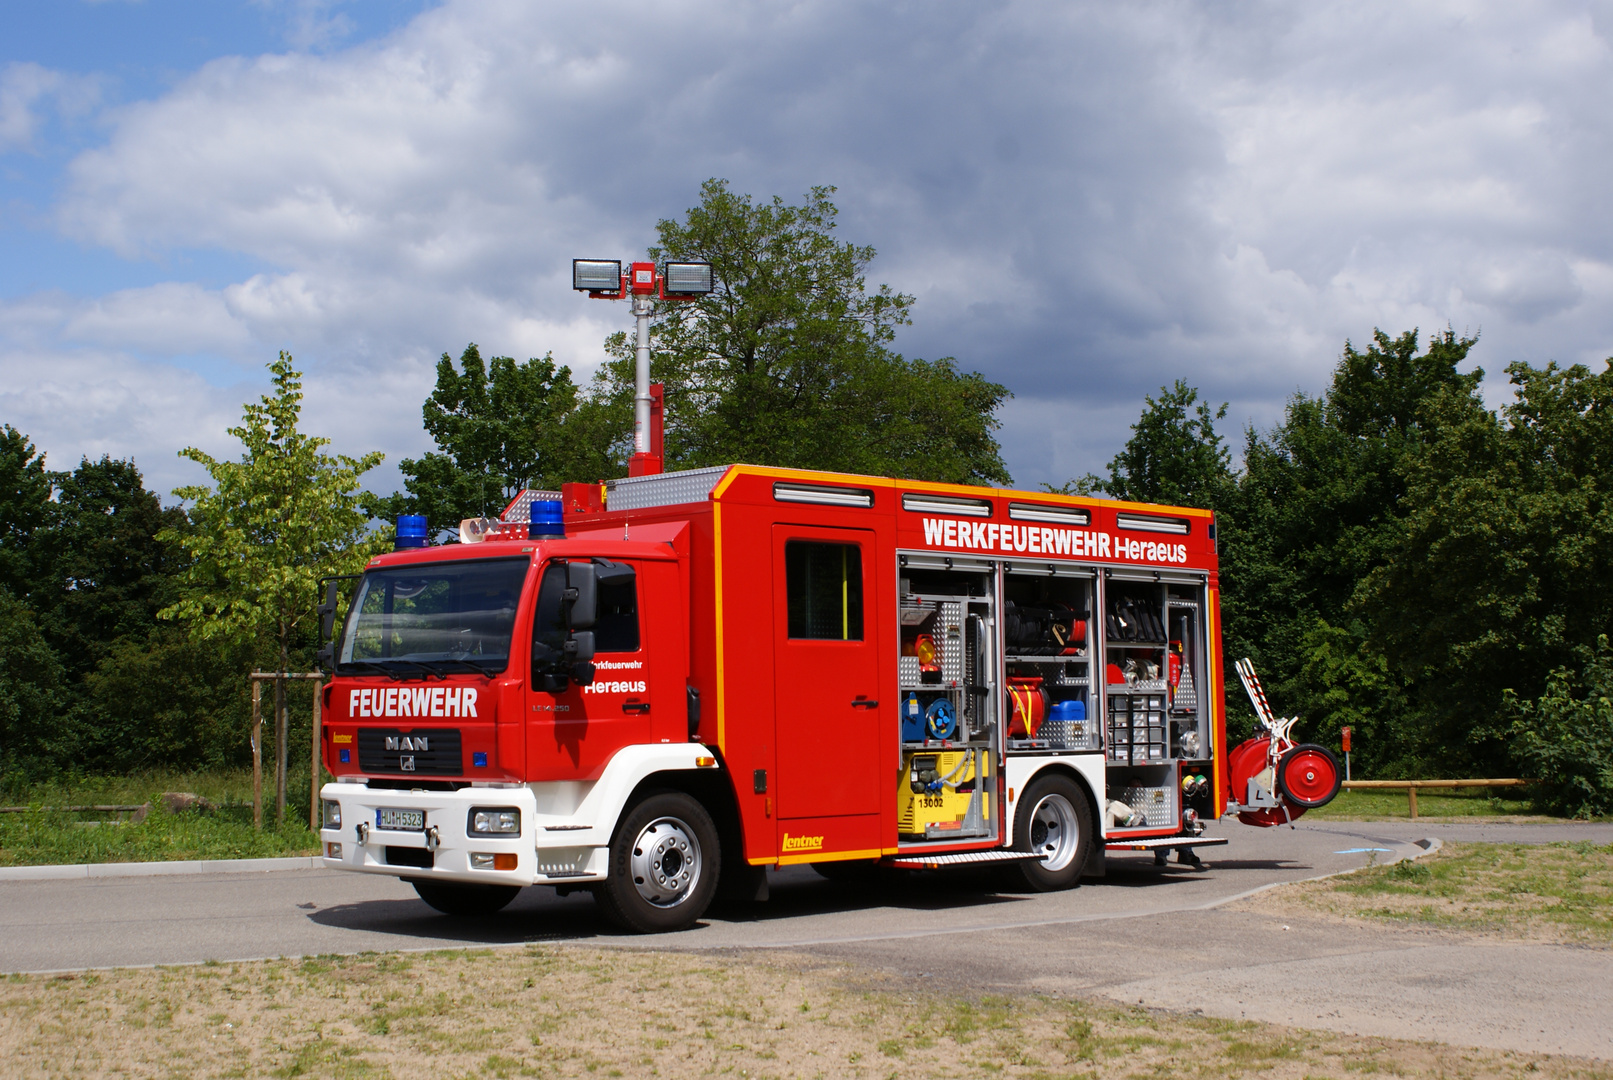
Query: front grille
[[385, 846, 433, 869], [357, 728, 462, 776]]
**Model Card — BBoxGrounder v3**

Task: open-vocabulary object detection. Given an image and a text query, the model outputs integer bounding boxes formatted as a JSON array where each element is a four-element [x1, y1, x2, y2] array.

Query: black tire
[[1005, 772, 1093, 892], [593, 791, 720, 934], [410, 879, 521, 917], [1276, 743, 1343, 808]]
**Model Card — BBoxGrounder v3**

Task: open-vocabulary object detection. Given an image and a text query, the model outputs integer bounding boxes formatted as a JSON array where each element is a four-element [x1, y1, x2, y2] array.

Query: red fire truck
[[315, 463, 1342, 932]]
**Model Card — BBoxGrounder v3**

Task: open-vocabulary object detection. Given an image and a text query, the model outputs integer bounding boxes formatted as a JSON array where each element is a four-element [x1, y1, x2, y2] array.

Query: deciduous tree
[[376, 344, 612, 532], [592, 180, 1011, 484], [161, 353, 388, 824]]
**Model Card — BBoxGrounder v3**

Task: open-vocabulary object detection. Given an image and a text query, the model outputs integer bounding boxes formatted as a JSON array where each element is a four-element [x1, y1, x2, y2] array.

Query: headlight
[[322, 800, 342, 828], [469, 807, 520, 835]]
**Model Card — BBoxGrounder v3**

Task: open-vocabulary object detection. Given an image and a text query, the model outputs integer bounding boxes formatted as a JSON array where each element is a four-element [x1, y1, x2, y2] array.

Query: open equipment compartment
[[895, 554, 999, 844], [1102, 570, 1211, 835], [1002, 562, 1097, 752]]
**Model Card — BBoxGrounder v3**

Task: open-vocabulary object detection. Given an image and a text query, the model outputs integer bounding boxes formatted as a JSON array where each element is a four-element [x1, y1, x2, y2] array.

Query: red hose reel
[[1229, 659, 1343, 826]]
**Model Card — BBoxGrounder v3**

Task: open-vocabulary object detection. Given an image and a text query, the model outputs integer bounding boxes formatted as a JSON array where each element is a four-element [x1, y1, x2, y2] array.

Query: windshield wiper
[[337, 660, 406, 681], [337, 659, 445, 681], [433, 658, 503, 675]]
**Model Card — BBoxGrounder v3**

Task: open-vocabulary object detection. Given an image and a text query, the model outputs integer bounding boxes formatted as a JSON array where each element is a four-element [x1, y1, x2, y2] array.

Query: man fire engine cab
[[315, 465, 1341, 933]]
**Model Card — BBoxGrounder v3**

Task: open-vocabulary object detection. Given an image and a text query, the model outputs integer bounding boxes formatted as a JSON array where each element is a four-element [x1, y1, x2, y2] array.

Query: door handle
[[850, 698, 879, 709], [622, 700, 651, 714]]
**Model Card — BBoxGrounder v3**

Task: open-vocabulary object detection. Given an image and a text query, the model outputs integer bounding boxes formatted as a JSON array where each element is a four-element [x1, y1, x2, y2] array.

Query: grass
[[1303, 786, 1546, 821], [0, 769, 320, 867], [0, 946, 1605, 1080], [1254, 841, 1613, 942]]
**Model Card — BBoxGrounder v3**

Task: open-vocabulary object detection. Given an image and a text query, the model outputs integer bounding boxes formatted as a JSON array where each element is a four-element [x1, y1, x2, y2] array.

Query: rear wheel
[[1006, 773, 1093, 891], [1277, 744, 1342, 808], [411, 880, 521, 917], [593, 791, 720, 934]]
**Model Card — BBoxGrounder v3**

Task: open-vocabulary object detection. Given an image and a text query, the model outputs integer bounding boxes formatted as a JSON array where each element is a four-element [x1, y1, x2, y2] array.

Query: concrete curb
[[0, 856, 323, 882]]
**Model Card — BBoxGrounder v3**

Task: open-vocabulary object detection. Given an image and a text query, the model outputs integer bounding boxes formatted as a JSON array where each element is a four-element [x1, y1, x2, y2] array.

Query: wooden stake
[[309, 679, 323, 832], [251, 680, 263, 831], [1408, 784, 1418, 820]]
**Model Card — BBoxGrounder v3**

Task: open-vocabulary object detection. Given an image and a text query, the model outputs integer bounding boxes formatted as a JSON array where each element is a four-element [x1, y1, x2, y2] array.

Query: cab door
[[524, 557, 654, 781], [771, 527, 883, 824]]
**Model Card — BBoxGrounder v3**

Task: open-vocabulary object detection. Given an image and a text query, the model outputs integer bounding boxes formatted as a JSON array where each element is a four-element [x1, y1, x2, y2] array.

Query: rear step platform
[[1105, 837, 1228, 851], [886, 850, 1045, 870]]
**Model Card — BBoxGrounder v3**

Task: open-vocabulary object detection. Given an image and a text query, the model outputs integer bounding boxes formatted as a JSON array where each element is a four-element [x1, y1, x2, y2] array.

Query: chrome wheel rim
[[629, 816, 702, 908], [1028, 793, 1079, 871]]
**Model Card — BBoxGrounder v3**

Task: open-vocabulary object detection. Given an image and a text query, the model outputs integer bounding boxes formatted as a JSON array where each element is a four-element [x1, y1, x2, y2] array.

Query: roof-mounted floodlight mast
[[572, 257, 713, 477]]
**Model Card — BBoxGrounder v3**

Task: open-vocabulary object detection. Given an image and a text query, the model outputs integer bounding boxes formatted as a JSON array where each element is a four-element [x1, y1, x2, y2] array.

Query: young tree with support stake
[[160, 353, 389, 827]]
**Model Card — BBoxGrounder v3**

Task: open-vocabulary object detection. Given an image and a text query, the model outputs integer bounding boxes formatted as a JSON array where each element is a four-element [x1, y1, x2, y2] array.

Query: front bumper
[[318, 782, 607, 888]]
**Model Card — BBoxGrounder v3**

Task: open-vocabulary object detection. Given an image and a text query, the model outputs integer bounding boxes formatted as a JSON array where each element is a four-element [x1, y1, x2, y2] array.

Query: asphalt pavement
[[1, 817, 1608, 1059]]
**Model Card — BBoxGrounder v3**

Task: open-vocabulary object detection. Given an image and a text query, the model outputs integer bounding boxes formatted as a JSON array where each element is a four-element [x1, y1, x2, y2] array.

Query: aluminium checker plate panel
[[606, 466, 730, 510]]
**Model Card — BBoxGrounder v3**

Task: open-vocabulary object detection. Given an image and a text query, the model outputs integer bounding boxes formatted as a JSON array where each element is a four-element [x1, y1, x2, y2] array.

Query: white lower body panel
[[319, 743, 721, 888]]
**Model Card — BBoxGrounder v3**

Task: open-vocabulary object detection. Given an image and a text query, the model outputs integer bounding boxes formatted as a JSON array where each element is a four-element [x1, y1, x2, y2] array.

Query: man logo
[[400, 756, 416, 772], [385, 736, 429, 752]]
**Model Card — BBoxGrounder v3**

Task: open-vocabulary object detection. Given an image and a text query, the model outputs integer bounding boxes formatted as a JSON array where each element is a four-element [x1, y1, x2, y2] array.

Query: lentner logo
[[781, 833, 824, 852]]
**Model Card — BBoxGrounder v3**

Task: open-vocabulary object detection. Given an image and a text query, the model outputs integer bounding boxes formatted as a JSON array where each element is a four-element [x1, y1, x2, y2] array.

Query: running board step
[[1105, 837, 1228, 851], [887, 850, 1045, 869]]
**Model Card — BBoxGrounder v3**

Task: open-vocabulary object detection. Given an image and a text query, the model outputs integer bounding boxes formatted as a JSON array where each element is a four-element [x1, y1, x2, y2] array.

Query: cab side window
[[532, 560, 640, 656], [595, 572, 639, 653]]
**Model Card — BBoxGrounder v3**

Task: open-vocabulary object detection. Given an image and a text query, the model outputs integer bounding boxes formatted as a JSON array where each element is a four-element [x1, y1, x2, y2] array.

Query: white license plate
[[376, 807, 424, 831]]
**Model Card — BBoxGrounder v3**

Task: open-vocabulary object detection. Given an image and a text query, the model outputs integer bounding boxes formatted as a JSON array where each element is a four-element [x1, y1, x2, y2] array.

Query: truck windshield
[[338, 557, 529, 677]]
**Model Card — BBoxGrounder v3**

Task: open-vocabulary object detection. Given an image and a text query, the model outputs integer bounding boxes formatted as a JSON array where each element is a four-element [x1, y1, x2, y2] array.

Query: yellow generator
[[898, 748, 993, 840]]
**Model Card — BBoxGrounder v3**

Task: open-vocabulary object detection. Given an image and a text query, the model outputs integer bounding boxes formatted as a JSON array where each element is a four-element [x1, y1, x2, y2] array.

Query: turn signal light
[[471, 852, 519, 871], [325, 842, 342, 859]]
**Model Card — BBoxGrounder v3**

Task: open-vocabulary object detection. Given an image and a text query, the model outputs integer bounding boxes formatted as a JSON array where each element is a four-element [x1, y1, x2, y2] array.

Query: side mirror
[[316, 574, 359, 674], [318, 578, 341, 641], [593, 559, 635, 587], [566, 562, 597, 629], [567, 630, 596, 664], [566, 632, 595, 685]]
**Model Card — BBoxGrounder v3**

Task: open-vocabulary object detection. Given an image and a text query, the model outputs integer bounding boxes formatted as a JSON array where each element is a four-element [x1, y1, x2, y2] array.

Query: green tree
[[377, 344, 612, 532], [1362, 358, 1613, 775], [1218, 328, 1481, 771], [1509, 636, 1613, 818], [32, 456, 189, 686], [0, 426, 51, 601], [161, 353, 388, 824], [0, 587, 67, 791], [1054, 380, 1233, 508], [592, 179, 1011, 484]]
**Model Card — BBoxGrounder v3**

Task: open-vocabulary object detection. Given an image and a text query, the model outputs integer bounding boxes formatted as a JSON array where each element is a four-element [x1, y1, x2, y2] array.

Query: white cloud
[[0, 62, 100, 152], [7, 0, 1613, 494]]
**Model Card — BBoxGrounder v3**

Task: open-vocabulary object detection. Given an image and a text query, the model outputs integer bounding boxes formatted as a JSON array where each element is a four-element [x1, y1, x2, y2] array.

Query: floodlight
[[573, 259, 622, 293], [663, 261, 714, 295]]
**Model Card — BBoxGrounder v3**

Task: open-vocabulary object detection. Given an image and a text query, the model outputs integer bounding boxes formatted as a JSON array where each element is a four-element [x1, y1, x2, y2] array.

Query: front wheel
[[411, 880, 522, 917], [593, 791, 720, 933], [1006, 773, 1093, 892]]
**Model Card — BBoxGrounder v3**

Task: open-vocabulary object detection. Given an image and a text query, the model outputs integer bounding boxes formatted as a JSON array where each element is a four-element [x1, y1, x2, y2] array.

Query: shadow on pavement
[[307, 867, 1040, 943]]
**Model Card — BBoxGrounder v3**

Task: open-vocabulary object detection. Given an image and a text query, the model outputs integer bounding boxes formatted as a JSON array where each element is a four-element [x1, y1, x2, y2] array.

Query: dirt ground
[[2, 944, 1610, 1080]]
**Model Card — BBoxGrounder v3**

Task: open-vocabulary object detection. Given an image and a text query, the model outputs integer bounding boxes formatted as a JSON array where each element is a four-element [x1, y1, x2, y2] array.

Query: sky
[[4, 1, 1612, 502]]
